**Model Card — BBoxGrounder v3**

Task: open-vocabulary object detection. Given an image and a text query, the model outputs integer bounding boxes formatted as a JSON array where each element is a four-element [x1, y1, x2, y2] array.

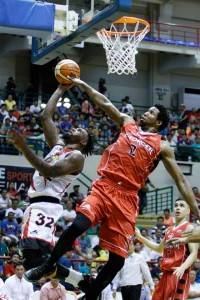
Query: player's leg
[[83, 252, 125, 300], [173, 271, 190, 300], [24, 212, 91, 281]]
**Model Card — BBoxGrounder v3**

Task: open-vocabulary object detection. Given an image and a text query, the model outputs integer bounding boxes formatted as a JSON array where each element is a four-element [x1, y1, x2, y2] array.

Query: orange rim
[[98, 16, 150, 36]]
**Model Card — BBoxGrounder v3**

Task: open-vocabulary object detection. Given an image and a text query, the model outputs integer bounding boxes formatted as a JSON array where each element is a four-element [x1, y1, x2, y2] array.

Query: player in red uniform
[[24, 79, 200, 300], [135, 197, 199, 300]]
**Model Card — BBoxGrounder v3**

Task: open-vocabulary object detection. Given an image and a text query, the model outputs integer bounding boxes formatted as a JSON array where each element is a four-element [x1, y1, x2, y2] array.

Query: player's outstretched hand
[[166, 236, 189, 246], [67, 76, 83, 86], [58, 83, 74, 91], [173, 266, 185, 279]]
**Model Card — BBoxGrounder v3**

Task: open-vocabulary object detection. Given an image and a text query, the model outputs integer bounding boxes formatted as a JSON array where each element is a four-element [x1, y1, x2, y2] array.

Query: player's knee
[[23, 249, 46, 270], [70, 213, 91, 233]]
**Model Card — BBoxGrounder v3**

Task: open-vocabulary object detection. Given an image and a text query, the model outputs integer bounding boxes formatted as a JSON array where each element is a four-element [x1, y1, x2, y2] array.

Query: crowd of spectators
[[1, 80, 200, 161]]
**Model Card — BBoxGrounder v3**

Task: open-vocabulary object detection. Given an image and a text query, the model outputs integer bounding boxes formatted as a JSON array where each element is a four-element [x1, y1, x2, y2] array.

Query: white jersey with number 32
[[28, 145, 81, 201]]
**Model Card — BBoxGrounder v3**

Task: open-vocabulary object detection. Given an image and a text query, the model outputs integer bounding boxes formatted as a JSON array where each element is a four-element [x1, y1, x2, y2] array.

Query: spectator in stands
[[71, 238, 85, 271], [62, 199, 76, 230], [193, 259, 200, 283], [52, 112, 61, 128], [166, 133, 177, 151], [151, 217, 166, 239], [69, 185, 84, 209], [3, 251, 20, 278], [178, 133, 192, 146], [8, 241, 20, 256], [3, 109, 17, 125], [60, 114, 72, 133], [30, 99, 41, 119], [4, 261, 34, 299], [188, 269, 200, 299], [1, 212, 19, 242], [163, 208, 175, 227], [6, 182, 17, 200], [189, 128, 200, 143], [0, 232, 9, 266], [17, 115, 25, 132], [138, 177, 155, 215], [0, 104, 8, 124], [151, 229, 163, 244], [57, 99, 68, 117], [22, 106, 33, 125], [0, 189, 11, 221], [26, 116, 42, 135], [178, 103, 189, 130], [12, 104, 21, 120], [169, 110, 179, 126], [120, 97, 134, 116], [79, 254, 94, 274], [40, 277, 66, 300], [140, 276, 152, 300], [150, 256, 163, 278], [78, 113, 88, 129], [5, 198, 24, 227], [0, 118, 10, 135], [94, 130, 110, 155], [0, 276, 8, 298], [4, 95, 16, 111], [81, 98, 90, 116], [112, 241, 154, 300], [58, 251, 73, 269], [78, 231, 91, 255]]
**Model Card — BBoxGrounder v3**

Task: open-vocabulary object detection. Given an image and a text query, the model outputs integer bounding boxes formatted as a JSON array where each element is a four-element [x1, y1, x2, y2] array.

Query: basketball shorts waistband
[[29, 196, 60, 205]]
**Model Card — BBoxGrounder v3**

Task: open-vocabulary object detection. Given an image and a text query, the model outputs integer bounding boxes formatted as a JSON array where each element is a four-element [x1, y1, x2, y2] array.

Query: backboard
[[31, 0, 132, 65]]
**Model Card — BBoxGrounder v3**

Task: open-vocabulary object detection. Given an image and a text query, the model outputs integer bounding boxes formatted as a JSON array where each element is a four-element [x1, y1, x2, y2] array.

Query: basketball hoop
[[97, 16, 150, 75]]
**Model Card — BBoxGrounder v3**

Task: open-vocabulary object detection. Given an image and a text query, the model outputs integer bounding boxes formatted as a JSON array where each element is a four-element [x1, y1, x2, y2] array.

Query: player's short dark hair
[[157, 216, 164, 221], [164, 208, 170, 213], [175, 196, 185, 202], [155, 104, 169, 131], [83, 132, 95, 156]]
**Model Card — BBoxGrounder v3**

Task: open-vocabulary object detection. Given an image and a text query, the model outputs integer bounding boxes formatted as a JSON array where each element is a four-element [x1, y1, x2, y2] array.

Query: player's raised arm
[[69, 78, 133, 126], [135, 227, 164, 254], [160, 140, 200, 220], [40, 84, 73, 149], [7, 129, 84, 178]]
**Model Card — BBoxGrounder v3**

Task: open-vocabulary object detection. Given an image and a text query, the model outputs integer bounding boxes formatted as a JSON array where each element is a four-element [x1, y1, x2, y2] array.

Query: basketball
[[54, 59, 80, 84]]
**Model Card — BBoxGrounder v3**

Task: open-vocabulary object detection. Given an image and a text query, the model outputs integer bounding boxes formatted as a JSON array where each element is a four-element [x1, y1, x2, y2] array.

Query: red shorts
[[152, 270, 190, 300], [77, 178, 139, 258]]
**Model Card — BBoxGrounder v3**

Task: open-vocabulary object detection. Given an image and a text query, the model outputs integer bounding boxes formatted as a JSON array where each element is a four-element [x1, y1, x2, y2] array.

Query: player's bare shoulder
[[122, 113, 135, 125], [160, 139, 174, 158], [64, 150, 85, 173]]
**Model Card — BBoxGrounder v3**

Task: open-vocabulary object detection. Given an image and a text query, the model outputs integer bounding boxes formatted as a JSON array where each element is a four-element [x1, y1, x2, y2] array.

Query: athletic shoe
[[78, 274, 95, 293], [24, 260, 57, 283]]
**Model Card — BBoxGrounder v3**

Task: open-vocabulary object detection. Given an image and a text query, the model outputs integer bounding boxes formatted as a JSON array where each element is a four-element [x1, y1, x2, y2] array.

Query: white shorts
[[21, 202, 63, 247]]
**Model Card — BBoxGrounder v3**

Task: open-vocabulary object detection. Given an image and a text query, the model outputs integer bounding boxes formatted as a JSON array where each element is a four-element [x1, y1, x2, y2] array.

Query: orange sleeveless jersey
[[160, 221, 190, 272], [97, 123, 162, 190]]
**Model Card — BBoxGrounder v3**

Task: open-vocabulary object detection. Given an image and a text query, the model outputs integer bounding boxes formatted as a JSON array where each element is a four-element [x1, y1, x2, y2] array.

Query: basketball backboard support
[[31, 0, 132, 65]]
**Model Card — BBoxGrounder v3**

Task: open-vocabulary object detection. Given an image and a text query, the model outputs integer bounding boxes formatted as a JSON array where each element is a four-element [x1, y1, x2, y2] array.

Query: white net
[[97, 18, 150, 75]]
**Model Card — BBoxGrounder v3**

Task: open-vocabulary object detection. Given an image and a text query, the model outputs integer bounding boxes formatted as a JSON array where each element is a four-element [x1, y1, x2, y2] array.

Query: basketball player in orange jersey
[[135, 197, 199, 300], [7, 83, 94, 273], [24, 78, 200, 300]]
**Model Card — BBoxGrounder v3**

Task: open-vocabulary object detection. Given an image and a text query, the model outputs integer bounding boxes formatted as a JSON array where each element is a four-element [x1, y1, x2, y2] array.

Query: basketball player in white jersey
[[7, 83, 94, 273]]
